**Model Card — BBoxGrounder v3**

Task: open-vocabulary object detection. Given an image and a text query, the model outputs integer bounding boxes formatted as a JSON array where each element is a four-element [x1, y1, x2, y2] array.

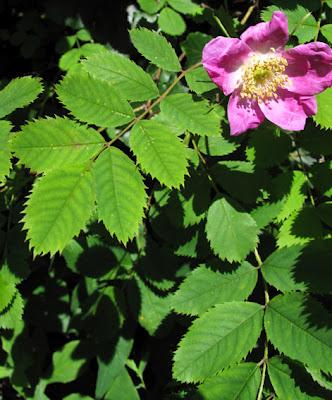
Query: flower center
[[240, 53, 289, 102]]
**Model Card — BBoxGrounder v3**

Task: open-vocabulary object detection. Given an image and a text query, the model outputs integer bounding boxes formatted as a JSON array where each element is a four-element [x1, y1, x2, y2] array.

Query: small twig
[[257, 343, 269, 400], [240, 2, 257, 25]]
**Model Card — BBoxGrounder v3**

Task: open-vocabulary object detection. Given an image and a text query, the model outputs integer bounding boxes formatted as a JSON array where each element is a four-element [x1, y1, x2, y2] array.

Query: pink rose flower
[[202, 12, 332, 135]]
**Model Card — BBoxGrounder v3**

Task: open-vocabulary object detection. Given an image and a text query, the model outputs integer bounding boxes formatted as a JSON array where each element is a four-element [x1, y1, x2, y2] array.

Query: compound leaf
[[0, 120, 12, 183], [198, 363, 261, 400], [172, 262, 258, 316], [12, 117, 104, 173], [82, 52, 159, 101], [173, 302, 263, 382], [160, 93, 221, 137], [56, 74, 134, 127], [0, 76, 43, 118], [93, 147, 147, 244], [265, 293, 332, 374], [130, 120, 188, 188], [23, 167, 95, 256], [130, 28, 181, 72], [206, 198, 259, 263]]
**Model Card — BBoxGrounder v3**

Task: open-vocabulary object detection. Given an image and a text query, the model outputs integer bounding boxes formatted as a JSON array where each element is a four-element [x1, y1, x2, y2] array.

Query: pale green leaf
[[48, 340, 88, 384], [275, 171, 307, 222], [130, 120, 188, 188], [172, 262, 258, 316], [261, 6, 317, 43], [160, 93, 221, 137], [23, 167, 95, 256], [185, 66, 217, 94], [198, 363, 261, 400], [137, 0, 166, 14], [251, 201, 284, 230], [320, 24, 332, 43], [12, 117, 104, 173], [167, 0, 203, 15], [56, 74, 134, 127], [93, 147, 147, 244], [0, 292, 24, 330], [261, 241, 332, 294], [264, 293, 332, 374], [173, 302, 264, 382], [313, 88, 332, 130], [0, 120, 12, 183], [63, 395, 93, 400], [268, 356, 324, 400], [130, 28, 181, 72], [105, 367, 140, 400], [198, 135, 237, 157], [0, 76, 43, 118], [277, 207, 323, 248], [82, 52, 159, 101], [158, 8, 186, 36], [206, 198, 259, 263]]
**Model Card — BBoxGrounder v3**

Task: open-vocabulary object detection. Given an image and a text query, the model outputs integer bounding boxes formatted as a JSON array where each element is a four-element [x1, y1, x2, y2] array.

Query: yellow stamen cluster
[[240, 53, 289, 102]]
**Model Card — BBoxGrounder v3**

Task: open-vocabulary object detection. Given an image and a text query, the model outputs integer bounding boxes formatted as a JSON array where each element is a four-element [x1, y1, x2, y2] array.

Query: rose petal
[[228, 91, 265, 136], [258, 89, 314, 131], [202, 37, 251, 96], [240, 11, 288, 53], [284, 42, 332, 96]]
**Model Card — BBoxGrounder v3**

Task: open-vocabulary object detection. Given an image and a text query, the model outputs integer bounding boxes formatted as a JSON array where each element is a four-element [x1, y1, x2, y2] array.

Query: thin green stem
[[257, 344, 269, 400], [213, 15, 231, 37]]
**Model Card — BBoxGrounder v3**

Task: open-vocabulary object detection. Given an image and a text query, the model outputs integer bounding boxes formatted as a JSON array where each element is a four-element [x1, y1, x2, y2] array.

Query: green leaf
[[167, 0, 203, 15], [56, 74, 134, 127], [96, 336, 133, 398], [206, 198, 259, 263], [277, 207, 323, 248], [158, 8, 186, 36], [12, 117, 104, 173], [0, 120, 12, 183], [104, 367, 140, 400], [264, 293, 332, 374], [128, 275, 172, 336], [320, 24, 332, 43], [130, 28, 181, 72], [22, 167, 95, 256], [306, 367, 332, 391], [297, 124, 332, 155], [0, 292, 24, 330], [0, 266, 17, 313], [172, 262, 258, 316], [246, 126, 292, 168], [93, 147, 147, 244], [198, 135, 237, 157], [313, 88, 332, 130], [273, 171, 307, 222], [181, 32, 212, 66], [173, 302, 263, 382], [251, 201, 284, 230], [268, 357, 324, 400], [185, 66, 217, 94], [47, 340, 88, 384], [160, 93, 221, 137], [261, 6, 317, 43], [0, 76, 43, 118], [261, 241, 332, 294], [130, 120, 188, 188], [137, 0, 166, 14], [198, 363, 261, 400], [82, 52, 159, 101], [63, 395, 93, 400]]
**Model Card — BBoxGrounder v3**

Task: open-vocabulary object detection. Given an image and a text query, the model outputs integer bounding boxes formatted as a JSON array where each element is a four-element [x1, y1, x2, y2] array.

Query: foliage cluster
[[0, 0, 332, 399]]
